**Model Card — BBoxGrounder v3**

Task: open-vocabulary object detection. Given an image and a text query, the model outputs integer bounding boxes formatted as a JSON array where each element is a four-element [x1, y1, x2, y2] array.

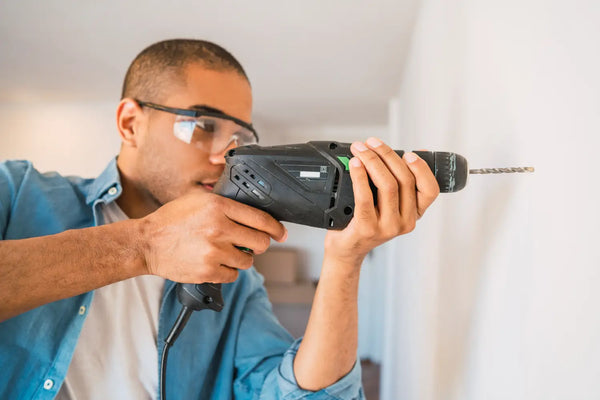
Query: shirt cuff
[[275, 337, 365, 400]]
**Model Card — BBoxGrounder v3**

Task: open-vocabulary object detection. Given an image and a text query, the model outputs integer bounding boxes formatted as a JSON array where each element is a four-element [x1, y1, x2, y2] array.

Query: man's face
[[133, 63, 253, 206]]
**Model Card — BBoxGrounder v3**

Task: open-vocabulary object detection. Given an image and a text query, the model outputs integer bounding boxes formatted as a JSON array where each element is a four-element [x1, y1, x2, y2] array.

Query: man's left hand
[[324, 137, 440, 266]]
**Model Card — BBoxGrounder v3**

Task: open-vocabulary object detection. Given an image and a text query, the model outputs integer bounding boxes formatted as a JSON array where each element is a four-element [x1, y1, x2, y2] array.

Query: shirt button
[[43, 379, 54, 390], [108, 187, 118, 196], [79, 306, 86, 315]]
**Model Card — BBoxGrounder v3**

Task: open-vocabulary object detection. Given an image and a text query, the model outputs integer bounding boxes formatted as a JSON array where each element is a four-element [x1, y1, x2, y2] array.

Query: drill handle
[[176, 282, 224, 312]]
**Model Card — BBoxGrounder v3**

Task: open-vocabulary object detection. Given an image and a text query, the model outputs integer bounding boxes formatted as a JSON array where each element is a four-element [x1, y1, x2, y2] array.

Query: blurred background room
[[1, 1, 599, 399]]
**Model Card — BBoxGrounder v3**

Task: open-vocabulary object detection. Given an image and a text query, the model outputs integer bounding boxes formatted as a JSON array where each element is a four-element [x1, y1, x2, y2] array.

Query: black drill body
[[214, 141, 468, 229]]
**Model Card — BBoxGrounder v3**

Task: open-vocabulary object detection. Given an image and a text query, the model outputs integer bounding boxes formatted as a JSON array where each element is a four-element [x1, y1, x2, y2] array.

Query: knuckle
[[211, 193, 225, 204], [233, 250, 254, 270], [402, 218, 417, 234], [382, 227, 397, 240], [379, 146, 395, 157], [243, 255, 254, 270], [356, 205, 372, 219], [382, 220, 401, 239], [192, 265, 212, 283], [361, 224, 378, 239], [355, 196, 369, 206], [204, 245, 221, 262], [404, 172, 417, 187], [380, 179, 398, 193], [423, 189, 439, 204], [204, 225, 222, 240], [361, 150, 377, 161], [224, 269, 239, 283], [389, 218, 404, 236], [206, 195, 223, 210], [255, 234, 271, 254], [254, 210, 271, 228]]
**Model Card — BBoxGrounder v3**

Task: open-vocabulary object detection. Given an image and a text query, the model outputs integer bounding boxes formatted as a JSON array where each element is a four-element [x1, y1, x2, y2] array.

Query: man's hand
[[324, 137, 440, 266], [140, 192, 287, 283], [293, 137, 440, 391]]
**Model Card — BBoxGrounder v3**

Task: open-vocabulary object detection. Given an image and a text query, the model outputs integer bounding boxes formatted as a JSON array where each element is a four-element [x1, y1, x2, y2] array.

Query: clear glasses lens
[[173, 115, 257, 153]]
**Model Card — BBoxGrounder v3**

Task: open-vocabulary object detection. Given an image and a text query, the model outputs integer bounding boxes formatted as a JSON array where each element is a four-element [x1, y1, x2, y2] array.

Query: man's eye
[[196, 120, 216, 133]]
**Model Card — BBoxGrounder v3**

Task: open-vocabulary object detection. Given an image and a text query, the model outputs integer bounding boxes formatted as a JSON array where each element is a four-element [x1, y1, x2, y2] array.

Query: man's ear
[[116, 98, 144, 148]]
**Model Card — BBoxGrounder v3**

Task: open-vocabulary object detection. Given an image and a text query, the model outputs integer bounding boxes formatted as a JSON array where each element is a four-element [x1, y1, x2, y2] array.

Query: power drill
[[176, 139, 535, 317], [174, 141, 473, 312], [161, 141, 533, 399]]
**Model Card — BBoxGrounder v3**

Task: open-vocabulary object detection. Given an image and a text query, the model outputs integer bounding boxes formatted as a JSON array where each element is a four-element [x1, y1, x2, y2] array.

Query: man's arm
[[293, 138, 440, 390], [0, 220, 146, 321], [0, 193, 286, 322]]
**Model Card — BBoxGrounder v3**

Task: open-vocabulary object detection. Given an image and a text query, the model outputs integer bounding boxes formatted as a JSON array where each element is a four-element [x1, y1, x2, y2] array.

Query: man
[[0, 39, 440, 399]]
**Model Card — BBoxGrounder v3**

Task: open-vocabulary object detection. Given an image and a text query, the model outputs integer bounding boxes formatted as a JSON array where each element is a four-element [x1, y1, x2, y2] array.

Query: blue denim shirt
[[0, 158, 363, 400]]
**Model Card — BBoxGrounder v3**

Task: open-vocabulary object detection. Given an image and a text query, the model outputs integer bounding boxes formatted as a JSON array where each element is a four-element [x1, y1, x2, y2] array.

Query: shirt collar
[[86, 157, 123, 205]]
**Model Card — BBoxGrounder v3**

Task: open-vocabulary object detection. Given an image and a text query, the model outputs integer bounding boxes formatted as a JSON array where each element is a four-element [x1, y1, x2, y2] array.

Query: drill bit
[[469, 167, 535, 174]]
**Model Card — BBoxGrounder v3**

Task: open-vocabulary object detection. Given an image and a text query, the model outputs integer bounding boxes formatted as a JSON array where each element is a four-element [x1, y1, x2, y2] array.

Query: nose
[[208, 139, 237, 165]]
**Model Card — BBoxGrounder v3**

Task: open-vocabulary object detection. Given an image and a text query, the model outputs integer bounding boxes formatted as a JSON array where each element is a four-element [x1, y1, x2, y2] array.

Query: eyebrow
[[188, 104, 254, 127], [188, 104, 226, 115]]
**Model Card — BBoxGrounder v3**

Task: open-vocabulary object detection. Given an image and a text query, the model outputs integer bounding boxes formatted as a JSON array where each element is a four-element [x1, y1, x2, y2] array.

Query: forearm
[[0, 219, 147, 321], [293, 253, 363, 391]]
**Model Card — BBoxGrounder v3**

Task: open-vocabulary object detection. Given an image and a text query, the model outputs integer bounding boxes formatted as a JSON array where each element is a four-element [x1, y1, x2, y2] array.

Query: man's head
[[121, 39, 249, 103], [115, 39, 254, 217]]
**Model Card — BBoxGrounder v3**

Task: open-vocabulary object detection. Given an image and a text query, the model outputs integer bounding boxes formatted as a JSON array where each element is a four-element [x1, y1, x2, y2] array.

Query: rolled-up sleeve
[[233, 274, 364, 400], [0, 160, 29, 240], [271, 338, 364, 400]]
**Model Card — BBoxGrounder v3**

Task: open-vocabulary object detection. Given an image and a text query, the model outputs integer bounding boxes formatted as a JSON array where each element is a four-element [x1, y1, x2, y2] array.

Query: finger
[[350, 141, 399, 222], [212, 265, 240, 283], [348, 156, 377, 222], [403, 152, 440, 217], [364, 137, 417, 220], [222, 198, 287, 242], [217, 243, 255, 271], [231, 228, 271, 255]]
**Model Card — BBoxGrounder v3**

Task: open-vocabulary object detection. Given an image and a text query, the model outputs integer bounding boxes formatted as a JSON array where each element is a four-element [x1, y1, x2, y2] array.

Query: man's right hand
[[140, 192, 287, 284], [0, 191, 285, 321]]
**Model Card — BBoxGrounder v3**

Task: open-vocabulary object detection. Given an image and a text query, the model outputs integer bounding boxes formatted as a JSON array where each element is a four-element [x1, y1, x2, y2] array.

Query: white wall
[[0, 102, 121, 177], [382, 1, 600, 399]]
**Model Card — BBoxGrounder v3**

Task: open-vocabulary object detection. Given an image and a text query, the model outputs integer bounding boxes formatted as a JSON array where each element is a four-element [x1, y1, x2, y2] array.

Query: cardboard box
[[264, 282, 316, 305], [254, 248, 298, 284]]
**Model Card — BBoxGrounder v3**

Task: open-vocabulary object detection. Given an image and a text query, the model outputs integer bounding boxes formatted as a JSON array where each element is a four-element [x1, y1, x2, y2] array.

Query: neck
[[116, 158, 161, 219]]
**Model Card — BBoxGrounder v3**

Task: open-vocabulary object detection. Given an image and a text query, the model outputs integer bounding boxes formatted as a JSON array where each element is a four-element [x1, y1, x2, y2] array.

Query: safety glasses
[[136, 100, 259, 154]]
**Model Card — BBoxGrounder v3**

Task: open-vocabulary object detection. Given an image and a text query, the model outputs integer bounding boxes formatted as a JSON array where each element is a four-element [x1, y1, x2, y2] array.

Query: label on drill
[[283, 164, 328, 180]]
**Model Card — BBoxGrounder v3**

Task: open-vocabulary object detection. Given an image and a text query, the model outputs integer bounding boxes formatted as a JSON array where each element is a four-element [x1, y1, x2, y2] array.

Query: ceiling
[[0, 1, 419, 126]]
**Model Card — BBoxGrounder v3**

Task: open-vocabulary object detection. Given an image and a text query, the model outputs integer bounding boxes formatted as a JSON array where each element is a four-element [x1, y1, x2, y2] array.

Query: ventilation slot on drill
[[332, 169, 339, 193], [329, 169, 340, 209]]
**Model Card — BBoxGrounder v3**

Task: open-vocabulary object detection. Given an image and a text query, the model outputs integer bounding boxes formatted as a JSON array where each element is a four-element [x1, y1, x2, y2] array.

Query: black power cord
[[160, 305, 193, 400], [160, 283, 225, 400]]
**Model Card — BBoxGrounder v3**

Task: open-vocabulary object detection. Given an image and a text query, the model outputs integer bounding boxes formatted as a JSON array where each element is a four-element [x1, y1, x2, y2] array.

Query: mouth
[[198, 181, 217, 191]]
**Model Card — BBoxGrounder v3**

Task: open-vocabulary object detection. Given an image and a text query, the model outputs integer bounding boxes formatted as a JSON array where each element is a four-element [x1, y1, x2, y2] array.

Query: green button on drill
[[337, 156, 350, 170]]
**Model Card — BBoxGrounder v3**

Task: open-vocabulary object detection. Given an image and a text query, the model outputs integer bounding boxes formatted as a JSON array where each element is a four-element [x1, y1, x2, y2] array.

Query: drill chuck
[[394, 149, 469, 193]]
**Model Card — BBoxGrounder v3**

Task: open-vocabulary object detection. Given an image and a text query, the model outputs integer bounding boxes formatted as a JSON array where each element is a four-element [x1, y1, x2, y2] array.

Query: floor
[[361, 359, 380, 400]]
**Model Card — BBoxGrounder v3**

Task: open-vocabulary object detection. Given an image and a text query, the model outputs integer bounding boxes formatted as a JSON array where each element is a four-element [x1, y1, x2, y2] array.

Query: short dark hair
[[121, 39, 248, 101]]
